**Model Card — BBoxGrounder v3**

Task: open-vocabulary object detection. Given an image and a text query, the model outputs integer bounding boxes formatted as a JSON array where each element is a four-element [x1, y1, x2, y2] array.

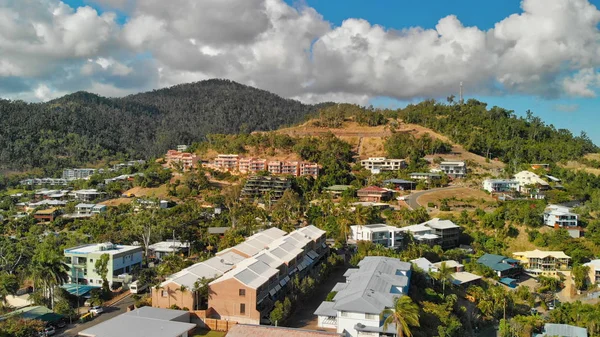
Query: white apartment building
[[64, 242, 143, 287], [439, 161, 467, 178], [513, 170, 550, 192], [349, 224, 403, 249], [482, 179, 519, 193], [360, 157, 406, 174], [62, 168, 96, 181], [315, 257, 411, 337], [543, 204, 578, 228]]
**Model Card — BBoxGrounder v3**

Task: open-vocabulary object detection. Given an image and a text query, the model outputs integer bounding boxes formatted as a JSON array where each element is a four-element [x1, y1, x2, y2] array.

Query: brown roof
[[225, 324, 341, 337], [358, 186, 388, 193]]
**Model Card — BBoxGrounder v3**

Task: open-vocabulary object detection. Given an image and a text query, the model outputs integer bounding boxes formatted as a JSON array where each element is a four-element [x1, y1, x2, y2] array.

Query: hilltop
[[0, 79, 320, 173]]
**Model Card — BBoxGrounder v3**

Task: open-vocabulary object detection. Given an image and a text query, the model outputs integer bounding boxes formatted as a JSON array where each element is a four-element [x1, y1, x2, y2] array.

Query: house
[[534, 323, 587, 337], [398, 224, 440, 246], [420, 218, 461, 249], [72, 189, 102, 202], [476, 254, 522, 278], [0, 305, 65, 327], [314, 257, 411, 337], [153, 226, 328, 324], [148, 240, 190, 260], [20, 178, 68, 186], [409, 172, 442, 183], [349, 224, 404, 249], [382, 179, 416, 191], [62, 168, 96, 180], [350, 202, 391, 211], [177, 145, 189, 152], [360, 157, 406, 174], [512, 250, 571, 276], [78, 307, 196, 337], [324, 185, 353, 196], [208, 227, 229, 236], [544, 205, 578, 228], [410, 258, 463, 273], [241, 176, 291, 201], [513, 170, 550, 192], [64, 242, 143, 287], [74, 203, 107, 216], [450, 272, 482, 286], [482, 179, 519, 193], [439, 161, 467, 178], [584, 260, 600, 285], [226, 324, 342, 337], [33, 208, 62, 222], [356, 186, 392, 202]]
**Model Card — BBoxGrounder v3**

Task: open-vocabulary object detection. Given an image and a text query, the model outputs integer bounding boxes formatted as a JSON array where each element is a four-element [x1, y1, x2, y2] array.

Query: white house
[[439, 161, 467, 178], [148, 240, 190, 260], [513, 171, 550, 192], [64, 242, 143, 287], [544, 204, 578, 228], [398, 224, 440, 246], [482, 179, 519, 193], [349, 224, 403, 248], [314, 257, 411, 337], [360, 157, 406, 174]]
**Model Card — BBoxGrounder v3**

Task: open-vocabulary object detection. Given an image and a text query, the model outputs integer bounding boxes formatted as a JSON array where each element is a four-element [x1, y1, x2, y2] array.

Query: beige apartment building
[[207, 154, 318, 178], [213, 154, 239, 171], [165, 150, 199, 171], [153, 226, 328, 324]]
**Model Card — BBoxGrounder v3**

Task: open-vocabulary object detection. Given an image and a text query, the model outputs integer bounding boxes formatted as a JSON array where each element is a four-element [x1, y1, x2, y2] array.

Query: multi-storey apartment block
[[207, 154, 318, 178], [482, 179, 519, 193], [241, 176, 292, 201], [349, 224, 404, 249], [64, 242, 143, 287], [439, 161, 467, 178], [360, 157, 406, 174], [152, 226, 328, 325], [543, 204, 578, 228], [62, 168, 96, 181], [512, 249, 571, 276], [213, 154, 240, 171], [165, 150, 199, 171], [239, 158, 267, 174]]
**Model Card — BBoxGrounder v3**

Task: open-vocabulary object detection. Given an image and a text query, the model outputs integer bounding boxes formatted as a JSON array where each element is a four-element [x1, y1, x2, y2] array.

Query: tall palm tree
[[433, 262, 453, 297], [380, 296, 420, 337]]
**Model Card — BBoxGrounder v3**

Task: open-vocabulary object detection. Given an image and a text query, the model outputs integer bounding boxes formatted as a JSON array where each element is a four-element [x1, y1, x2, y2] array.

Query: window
[[89, 259, 93, 263], [162, 290, 168, 297], [239, 289, 246, 297], [341, 311, 348, 317], [366, 313, 378, 320], [240, 303, 246, 314]]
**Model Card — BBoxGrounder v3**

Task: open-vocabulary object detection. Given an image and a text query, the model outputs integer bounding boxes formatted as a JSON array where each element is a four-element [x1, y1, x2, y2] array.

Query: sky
[[3, 0, 600, 143]]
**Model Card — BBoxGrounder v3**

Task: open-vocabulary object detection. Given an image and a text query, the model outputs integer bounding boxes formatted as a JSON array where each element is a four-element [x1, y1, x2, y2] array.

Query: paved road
[[57, 294, 134, 337], [406, 186, 463, 209]]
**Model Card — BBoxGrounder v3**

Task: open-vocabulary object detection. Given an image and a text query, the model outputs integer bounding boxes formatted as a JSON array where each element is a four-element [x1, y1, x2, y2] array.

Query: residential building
[[165, 150, 199, 171], [177, 145, 189, 152], [104, 173, 144, 184], [33, 208, 62, 222], [148, 240, 190, 260], [584, 260, 600, 284], [111, 160, 145, 171], [74, 203, 107, 216], [450, 272, 482, 286], [534, 323, 587, 337], [419, 218, 460, 249], [360, 157, 406, 174], [314, 257, 411, 337], [544, 204, 578, 228], [350, 202, 391, 211], [349, 224, 403, 248], [439, 161, 467, 178], [409, 172, 442, 183], [79, 307, 196, 337], [382, 179, 416, 191], [62, 168, 96, 180], [64, 242, 143, 287], [513, 170, 550, 192], [512, 250, 570, 276], [476, 254, 522, 278], [213, 154, 240, 171], [411, 258, 463, 273], [239, 158, 267, 174], [153, 226, 328, 324], [71, 189, 102, 202], [324, 185, 353, 196], [19, 178, 68, 186], [208, 227, 229, 236], [398, 224, 440, 246], [300, 162, 319, 177], [241, 176, 291, 200], [226, 324, 342, 337], [356, 186, 392, 202], [482, 179, 519, 193]]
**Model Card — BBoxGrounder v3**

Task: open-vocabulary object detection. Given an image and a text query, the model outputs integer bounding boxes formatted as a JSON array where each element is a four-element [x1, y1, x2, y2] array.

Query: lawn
[[192, 329, 226, 337]]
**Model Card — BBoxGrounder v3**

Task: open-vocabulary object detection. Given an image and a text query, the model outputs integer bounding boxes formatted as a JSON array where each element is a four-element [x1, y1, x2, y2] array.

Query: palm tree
[[380, 296, 420, 337], [433, 262, 453, 297]]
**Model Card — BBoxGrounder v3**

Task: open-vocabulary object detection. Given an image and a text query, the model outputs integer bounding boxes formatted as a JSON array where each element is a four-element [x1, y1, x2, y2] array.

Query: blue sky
[[12, 0, 600, 144]]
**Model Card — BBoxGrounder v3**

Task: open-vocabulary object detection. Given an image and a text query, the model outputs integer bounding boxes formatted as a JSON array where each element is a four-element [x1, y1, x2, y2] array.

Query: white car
[[396, 196, 408, 201], [39, 326, 55, 336], [89, 306, 104, 315]]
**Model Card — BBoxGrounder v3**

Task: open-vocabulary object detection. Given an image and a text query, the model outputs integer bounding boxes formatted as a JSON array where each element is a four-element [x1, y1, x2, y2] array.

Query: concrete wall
[[152, 282, 196, 310]]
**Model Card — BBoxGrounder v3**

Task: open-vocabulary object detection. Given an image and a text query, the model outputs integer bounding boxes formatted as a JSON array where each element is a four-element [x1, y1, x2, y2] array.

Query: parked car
[[39, 326, 55, 336], [89, 306, 104, 315]]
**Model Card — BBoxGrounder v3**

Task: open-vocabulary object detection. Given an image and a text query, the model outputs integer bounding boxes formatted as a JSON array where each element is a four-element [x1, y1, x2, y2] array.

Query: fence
[[190, 309, 237, 332]]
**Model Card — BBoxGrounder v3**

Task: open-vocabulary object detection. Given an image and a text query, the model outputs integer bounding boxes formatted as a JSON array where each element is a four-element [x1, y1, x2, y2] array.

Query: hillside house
[[476, 254, 522, 278], [382, 179, 416, 191], [314, 257, 411, 337], [544, 204, 578, 228], [584, 260, 600, 285], [62, 168, 96, 180], [420, 218, 461, 249], [360, 157, 406, 174], [33, 208, 62, 222], [349, 224, 403, 249], [482, 179, 519, 193], [534, 323, 587, 337], [165, 150, 199, 171], [439, 161, 467, 178], [513, 170, 550, 193], [409, 172, 442, 183], [241, 176, 291, 201], [356, 186, 392, 202], [512, 250, 570, 276]]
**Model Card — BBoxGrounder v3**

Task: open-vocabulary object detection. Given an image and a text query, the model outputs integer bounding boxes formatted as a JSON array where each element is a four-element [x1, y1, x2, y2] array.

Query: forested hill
[[0, 79, 318, 173], [397, 99, 598, 166]]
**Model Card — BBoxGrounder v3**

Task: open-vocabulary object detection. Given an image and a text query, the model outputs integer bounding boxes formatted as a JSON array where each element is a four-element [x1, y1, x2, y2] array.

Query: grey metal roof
[[536, 323, 587, 337], [122, 307, 188, 321], [320, 257, 411, 315], [421, 218, 460, 230], [314, 301, 337, 317], [79, 309, 195, 337]]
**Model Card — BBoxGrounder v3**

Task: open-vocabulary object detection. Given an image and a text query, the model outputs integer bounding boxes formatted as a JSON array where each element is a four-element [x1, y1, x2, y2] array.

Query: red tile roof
[[226, 324, 341, 337]]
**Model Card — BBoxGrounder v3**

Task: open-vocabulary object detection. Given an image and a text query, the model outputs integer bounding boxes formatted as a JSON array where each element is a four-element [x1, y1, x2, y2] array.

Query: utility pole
[[459, 82, 464, 104]]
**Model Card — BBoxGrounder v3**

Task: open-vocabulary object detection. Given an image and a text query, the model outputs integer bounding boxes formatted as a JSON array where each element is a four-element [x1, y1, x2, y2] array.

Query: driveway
[[57, 294, 134, 337], [406, 186, 463, 209]]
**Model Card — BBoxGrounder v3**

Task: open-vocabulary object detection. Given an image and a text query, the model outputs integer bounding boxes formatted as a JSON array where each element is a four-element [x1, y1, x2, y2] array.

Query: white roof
[[398, 224, 433, 234], [514, 171, 549, 186], [64, 243, 141, 256], [432, 260, 463, 270], [351, 224, 399, 233], [420, 218, 459, 230], [584, 260, 600, 270], [450, 272, 482, 285], [513, 249, 571, 259], [148, 241, 190, 253], [440, 161, 465, 166], [411, 257, 433, 272], [545, 204, 576, 216], [76, 203, 96, 208]]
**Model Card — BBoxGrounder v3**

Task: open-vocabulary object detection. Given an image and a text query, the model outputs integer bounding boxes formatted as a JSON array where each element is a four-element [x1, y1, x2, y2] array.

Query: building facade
[[544, 204, 578, 228], [482, 179, 519, 193], [208, 154, 318, 178], [62, 169, 96, 180], [349, 224, 403, 249], [439, 161, 467, 178], [512, 250, 570, 276], [165, 150, 199, 171], [315, 257, 411, 337], [360, 157, 406, 174], [356, 186, 392, 202], [64, 242, 143, 287], [241, 176, 291, 200]]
